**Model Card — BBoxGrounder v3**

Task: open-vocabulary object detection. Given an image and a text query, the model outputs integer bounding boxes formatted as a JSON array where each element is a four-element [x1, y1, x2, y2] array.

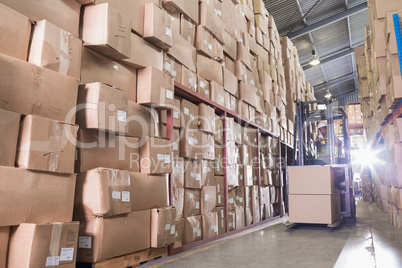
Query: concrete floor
[[143, 201, 402, 268]]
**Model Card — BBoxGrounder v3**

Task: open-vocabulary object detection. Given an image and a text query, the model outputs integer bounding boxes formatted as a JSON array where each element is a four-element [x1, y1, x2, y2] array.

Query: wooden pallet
[[77, 247, 168, 268]]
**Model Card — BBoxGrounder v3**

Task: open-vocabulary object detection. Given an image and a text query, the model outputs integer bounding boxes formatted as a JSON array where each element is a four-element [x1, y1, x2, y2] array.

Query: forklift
[[286, 98, 356, 227]]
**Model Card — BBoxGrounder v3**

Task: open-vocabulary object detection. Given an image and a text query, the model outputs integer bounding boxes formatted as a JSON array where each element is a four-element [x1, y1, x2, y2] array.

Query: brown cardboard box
[[76, 130, 140, 173], [243, 165, 254, 186], [76, 210, 150, 263], [168, 30, 197, 72], [0, 109, 20, 167], [173, 158, 185, 188], [0, 227, 9, 268], [201, 132, 215, 160], [29, 20, 82, 81], [184, 189, 201, 217], [228, 188, 236, 211], [237, 42, 252, 71], [236, 186, 246, 207], [181, 66, 198, 92], [184, 160, 202, 189], [163, 52, 181, 81], [199, 2, 224, 44], [127, 101, 156, 137], [0, 166, 75, 226], [225, 54, 236, 74], [198, 75, 211, 99], [163, 0, 199, 24], [214, 115, 224, 145], [228, 210, 235, 231], [137, 67, 175, 107], [0, 3, 31, 60], [235, 205, 245, 229], [144, 3, 172, 49], [222, 30, 237, 61], [151, 207, 176, 248], [181, 14, 196, 46], [80, 47, 137, 94], [180, 128, 203, 160], [0, 53, 78, 122], [161, 97, 182, 128], [214, 207, 226, 234], [74, 169, 131, 217], [173, 218, 185, 248], [173, 188, 184, 221], [140, 136, 172, 174], [82, 3, 131, 60], [374, 0, 402, 19], [244, 206, 253, 226], [196, 25, 220, 60], [17, 115, 78, 174], [183, 215, 202, 245], [201, 186, 217, 214], [123, 33, 163, 70], [289, 192, 341, 224], [211, 81, 226, 107], [202, 212, 218, 239], [227, 164, 239, 188], [288, 166, 334, 195], [212, 176, 225, 206], [224, 68, 239, 97], [181, 99, 199, 129], [197, 54, 223, 86], [8, 222, 79, 268], [129, 172, 169, 211], [0, 0, 80, 37], [198, 103, 216, 134], [201, 160, 215, 185], [214, 145, 224, 175], [77, 83, 128, 134]]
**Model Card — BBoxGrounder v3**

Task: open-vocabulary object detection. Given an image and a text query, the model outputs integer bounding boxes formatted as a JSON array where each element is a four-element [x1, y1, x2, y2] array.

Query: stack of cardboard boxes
[[355, 0, 402, 226]]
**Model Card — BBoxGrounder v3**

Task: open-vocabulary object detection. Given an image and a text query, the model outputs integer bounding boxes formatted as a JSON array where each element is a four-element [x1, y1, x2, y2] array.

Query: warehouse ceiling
[[264, 0, 369, 100]]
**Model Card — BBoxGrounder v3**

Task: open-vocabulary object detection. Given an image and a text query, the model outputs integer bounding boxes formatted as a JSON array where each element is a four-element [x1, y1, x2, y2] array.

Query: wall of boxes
[[0, 0, 315, 266], [355, 0, 402, 227]]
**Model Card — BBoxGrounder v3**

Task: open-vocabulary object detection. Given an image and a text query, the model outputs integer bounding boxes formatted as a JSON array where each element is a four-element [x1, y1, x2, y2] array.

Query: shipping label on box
[[181, 98, 199, 129], [144, 3, 173, 49], [173, 188, 184, 221], [151, 207, 176, 248], [201, 212, 218, 239], [184, 189, 201, 218], [180, 128, 203, 160], [201, 186, 217, 215], [184, 160, 202, 189], [198, 75, 211, 99], [181, 65, 198, 92], [139, 136, 172, 174]]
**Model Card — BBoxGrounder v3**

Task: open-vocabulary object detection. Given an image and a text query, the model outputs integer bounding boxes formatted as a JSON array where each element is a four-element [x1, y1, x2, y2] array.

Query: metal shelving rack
[[167, 81, 284, 255]]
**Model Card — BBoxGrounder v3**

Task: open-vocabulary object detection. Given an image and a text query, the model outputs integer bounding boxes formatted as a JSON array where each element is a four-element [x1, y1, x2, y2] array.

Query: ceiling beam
[[314, 72, 357, 92], [287, 2, 368, 39]]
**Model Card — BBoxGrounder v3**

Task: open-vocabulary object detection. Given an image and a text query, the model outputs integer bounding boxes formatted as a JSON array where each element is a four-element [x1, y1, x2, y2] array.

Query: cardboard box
[[82, 3, 131, 60], [80, 47, 137, 94], [214, 115, 224, 145], [198, 103, 215, 134], [228, 188, 236, 211], [289, 192, 341, 224], [0, 166, 75, 226], [29, 20, 82, 81], [127, 101, 156, 137], [163, 52, 180, 81], [197, 54, 223, 86], [181, 99, 199, 129], [181, 65, 198, 92], [139, 136, 172, 174], [123, 32, 163, 70], [0, 227, 9, 267], [201, 132, 215, 160], [198, 75, 211, 99], [151, 207, 176, 248], [236, 186, 245, 207], [228, 210, 235, 231], [173, 158, 185, 188], [76, 210, 150, 263], [173, 218, 185, 248], [184, 160, 202, 189], [199, 2, 224, 44], [211, 81, 226, 107], [288, 166, 334, 195], [173, 188, 184, 221], [163, 0, 199, 24], [195, 25, 223, 61], [200, 160, 213, 184], [137, 67, 175, 107], [168, 30, 197, 72], [77, 83, 128, 134], [214, 145, 225, 175], [180, 128, 203, 160], [0, 53, 78, 122], [214, 207, 225, 234], [181, 14, 196, 46], [17, 115, 78, 174], [235, 205, 245, 229], [374, 0, 402, 19], [8, 222, 79, 268], [212, 176, 225, 206], [184, 189, 201, 217], [223, 68, 239, 97], [183, 215, 202, 245], [244, 206, 253, 226], [129, 172, 169, 211], [0, 3, 31, 60], [74, 169, 131, 217], [0, 0, 80, 37], [201, 186, 217, 214], [144, 3, 172, 49], [243, 165, 254, 186], [202, 212, 218, 239], [0, 109, 20, 167]]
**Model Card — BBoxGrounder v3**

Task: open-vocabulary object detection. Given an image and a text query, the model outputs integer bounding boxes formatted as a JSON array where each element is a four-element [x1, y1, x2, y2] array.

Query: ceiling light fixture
[[309, 50, 320, 66], [324, 90, 332, 99]]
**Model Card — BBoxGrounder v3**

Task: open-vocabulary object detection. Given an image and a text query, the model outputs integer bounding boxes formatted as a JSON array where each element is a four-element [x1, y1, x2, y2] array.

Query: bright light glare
[[352, 148, 379, 166], [309, 58, 320, 66]]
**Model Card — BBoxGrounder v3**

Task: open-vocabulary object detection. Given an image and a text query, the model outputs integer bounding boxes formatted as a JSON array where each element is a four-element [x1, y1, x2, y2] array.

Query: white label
[[191, 172, 195, 178], [165, 224, 171, 231], [204, 40, 208, 45], [195, 174, 201, 181], [205, 194, 210, 201], [117, 110, 127, 122], [193, 227, 198, 233], [46, 257, 60, 266], [189, 193, 195, 199], [196, 201, 200, 209], [217, 9, 222, 16], [200, 81, 206, 89], [122, 191, 130, 202], [240, 197, 243, 203], [236, 215, 240, 221], [174, 167, 179, 174], [60, 248, 74, 261], [208, 43, 213, 51], [170, 225, 176, 235], [173, 70, 177, 77], [189, 78, 194, 85], [166, 27, 172, 37], [112, 191, 121, 200], [217, 184, 220, 192], [173, 142, 178, 151], [205, 90, 210, 95], [190, 114, 195, 120], [218, 195, 221, 203], [214, 225, 218, 232], [197, 229, 202, 237], [244, 74, 247, 80], [251, 80, 255, 86], [184, 107, 190, 115], [79, 236, 92, 249], [203, 167, 207, 173], [157, 154, 171, 163], [166, 89, 174, 100], [221, 210, 224, 218], [229, 197, 234, 204], [173, 110, 179, 119], [207, 167, 211, 172], [165, 62, 171, 71]]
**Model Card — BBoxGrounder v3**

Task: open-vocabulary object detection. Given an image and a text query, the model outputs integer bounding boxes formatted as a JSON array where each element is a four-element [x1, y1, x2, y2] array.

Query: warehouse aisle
[[142, 201, 402, 268]]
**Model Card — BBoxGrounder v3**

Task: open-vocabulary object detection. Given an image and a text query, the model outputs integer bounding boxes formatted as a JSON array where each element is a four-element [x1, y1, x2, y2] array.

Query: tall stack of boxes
[[0, 0, 317, 265], [355, 0, 402, 226]]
